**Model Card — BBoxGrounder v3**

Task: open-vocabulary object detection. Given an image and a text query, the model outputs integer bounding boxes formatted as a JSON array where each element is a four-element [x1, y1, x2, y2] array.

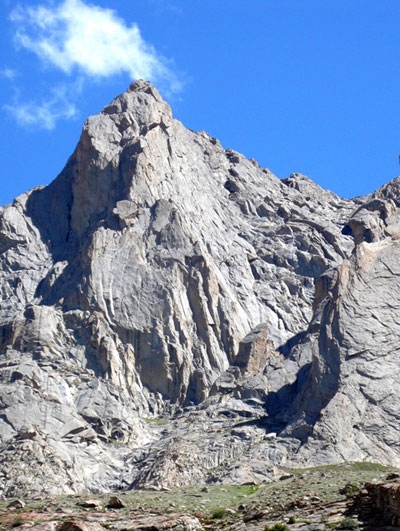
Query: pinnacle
[[100, 79, 171, 124], [127, 79, 160, 97], [127, 79, 165, 105]]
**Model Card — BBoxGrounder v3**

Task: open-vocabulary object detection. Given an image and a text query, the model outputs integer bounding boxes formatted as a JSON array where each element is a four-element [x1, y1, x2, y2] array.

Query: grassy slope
[[0, 462, 398, 530]]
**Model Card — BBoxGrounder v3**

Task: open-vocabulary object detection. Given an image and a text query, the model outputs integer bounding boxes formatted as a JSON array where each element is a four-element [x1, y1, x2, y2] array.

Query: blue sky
[[1, 0, 400, 206]]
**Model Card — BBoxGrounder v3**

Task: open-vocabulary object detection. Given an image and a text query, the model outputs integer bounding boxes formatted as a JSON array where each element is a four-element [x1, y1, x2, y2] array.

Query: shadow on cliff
[[264, 293, 341, 441], [251, 362, 315, 438], [24, 163, 88, 310], [24, 150, 131, 311], [25, 157, 77, 262]]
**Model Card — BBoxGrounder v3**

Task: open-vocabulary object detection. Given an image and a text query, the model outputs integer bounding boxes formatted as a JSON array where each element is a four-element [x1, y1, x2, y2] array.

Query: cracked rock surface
[[1, 80, 400, 496]]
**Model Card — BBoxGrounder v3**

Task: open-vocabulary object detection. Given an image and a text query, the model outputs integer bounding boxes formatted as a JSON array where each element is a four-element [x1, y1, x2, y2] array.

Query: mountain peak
[[127, 78, 164, 98], [99, 79, 173, 133], [1, 82, 400, 497], [66, 81, 174, 237]]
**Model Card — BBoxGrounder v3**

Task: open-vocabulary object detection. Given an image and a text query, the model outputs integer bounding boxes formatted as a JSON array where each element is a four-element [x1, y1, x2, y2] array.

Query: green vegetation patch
[[0, 461, 398, 530]]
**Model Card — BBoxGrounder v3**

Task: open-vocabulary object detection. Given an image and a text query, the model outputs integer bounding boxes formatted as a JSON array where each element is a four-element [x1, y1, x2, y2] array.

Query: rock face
[[1, 79, 400, 496], [365, 482, 400, 526]]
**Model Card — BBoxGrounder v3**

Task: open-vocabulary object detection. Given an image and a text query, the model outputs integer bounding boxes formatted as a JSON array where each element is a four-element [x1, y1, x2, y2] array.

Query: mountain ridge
[[1, 80, 400, 497]]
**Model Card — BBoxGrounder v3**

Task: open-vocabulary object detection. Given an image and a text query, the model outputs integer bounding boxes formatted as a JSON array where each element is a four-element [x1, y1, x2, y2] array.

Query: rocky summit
[[1, 79, 400, 498]]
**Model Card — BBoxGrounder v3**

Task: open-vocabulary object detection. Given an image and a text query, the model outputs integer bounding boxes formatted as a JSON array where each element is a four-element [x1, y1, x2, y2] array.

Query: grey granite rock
[[0, 79, 399, 495]]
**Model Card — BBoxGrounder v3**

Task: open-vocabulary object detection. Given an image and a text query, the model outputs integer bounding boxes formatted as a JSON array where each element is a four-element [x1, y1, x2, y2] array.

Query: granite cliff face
[[1, 80, 399, 496]]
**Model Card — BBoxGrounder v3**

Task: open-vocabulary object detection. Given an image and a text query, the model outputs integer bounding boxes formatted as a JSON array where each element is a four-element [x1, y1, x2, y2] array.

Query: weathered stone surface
[[58, 522, 106, 531], [1, 79, 400, 495], [78, 499, 102, 509], [279, 185, 400, 467], [112, 513, 203, 530], [30, 524, 59, 531], [365, 482, 400, 526], [107, 495, 125, 509], [7, 499, 25, 509]]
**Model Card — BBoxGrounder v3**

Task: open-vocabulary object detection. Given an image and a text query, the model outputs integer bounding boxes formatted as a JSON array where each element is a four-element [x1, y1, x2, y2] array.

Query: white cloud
[[5, 83, 79, 130], [10, 0, 181, 90], [0, 68, 18, 80], [5, 0, 182, 129]]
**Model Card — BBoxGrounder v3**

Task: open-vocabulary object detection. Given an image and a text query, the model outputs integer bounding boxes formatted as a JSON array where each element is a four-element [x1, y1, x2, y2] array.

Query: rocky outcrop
[[1, 79, 400, 495], [279, 186, 400, 467], [364, 482, 400, 526]]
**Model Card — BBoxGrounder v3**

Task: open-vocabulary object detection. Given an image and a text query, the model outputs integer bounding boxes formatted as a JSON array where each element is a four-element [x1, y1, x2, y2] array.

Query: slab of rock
[[364, 482, 400, 526], [78, 499, 102, 509], [106, 496, 125, 509], [57, 522, 106, 531], [29, 524, 59, 531], [7, 499, 25, 509], [112, 513, 203, 530]]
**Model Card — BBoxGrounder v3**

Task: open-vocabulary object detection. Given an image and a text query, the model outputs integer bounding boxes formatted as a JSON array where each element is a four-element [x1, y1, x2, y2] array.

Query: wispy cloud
[[6, 0, 182, 129], [5, 82, 79, 130], [0, 68, 18, 81], [10, 0, 181, 89], [148, 0, 184, 17]]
